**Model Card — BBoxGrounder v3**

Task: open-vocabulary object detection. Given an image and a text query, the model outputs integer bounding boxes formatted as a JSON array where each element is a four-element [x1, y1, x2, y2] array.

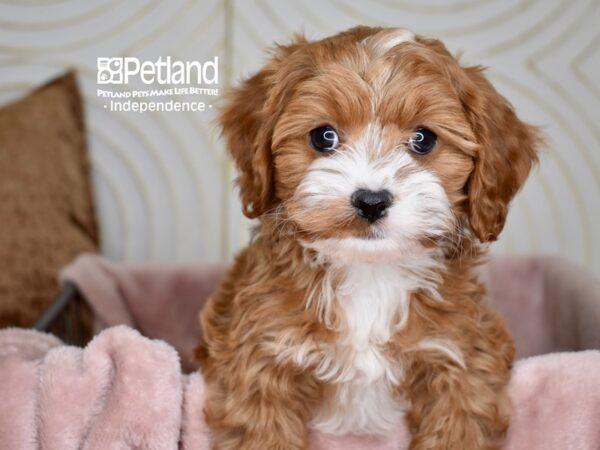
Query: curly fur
[[196, 26, 540, 450]]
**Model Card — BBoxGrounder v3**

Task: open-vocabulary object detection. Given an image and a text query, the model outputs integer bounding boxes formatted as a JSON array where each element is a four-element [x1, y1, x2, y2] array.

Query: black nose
[[351, 189, 393, 223]]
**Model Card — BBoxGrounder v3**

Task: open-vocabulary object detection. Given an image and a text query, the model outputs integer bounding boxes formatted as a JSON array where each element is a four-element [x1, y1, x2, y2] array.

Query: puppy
[[196, 26, 540, 450]]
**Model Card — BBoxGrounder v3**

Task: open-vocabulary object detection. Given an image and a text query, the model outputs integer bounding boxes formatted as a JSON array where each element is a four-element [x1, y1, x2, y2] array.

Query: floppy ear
[[219, 66, 275, 218], [219, 39, 308, 218], [460, 66, 541, 242]]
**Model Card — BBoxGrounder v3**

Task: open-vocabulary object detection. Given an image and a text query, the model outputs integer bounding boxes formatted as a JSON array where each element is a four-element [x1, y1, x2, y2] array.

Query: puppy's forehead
[[361, 28, 416, 57], [277, 28, 464, 138]]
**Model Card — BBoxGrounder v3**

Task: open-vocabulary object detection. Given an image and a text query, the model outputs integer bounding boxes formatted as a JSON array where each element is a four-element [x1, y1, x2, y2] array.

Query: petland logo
[[97, 56, 218, 85]]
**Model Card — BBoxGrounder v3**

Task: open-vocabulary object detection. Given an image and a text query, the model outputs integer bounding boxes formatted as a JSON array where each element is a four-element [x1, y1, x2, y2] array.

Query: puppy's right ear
[[219, 40, 306, 218], [220, 68, 273, 218]]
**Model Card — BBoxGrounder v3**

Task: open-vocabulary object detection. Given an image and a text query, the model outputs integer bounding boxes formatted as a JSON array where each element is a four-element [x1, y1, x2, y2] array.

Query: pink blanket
[[0, 254, 599, 449]]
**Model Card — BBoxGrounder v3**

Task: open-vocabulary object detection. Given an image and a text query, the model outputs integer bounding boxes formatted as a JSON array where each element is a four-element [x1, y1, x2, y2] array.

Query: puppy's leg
[[405, 319, 514, 450], [204, 361, 318, 450]]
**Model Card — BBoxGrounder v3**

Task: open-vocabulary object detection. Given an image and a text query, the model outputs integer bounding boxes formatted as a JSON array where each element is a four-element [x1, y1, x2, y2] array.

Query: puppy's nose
[[351, 189, 393, 223]]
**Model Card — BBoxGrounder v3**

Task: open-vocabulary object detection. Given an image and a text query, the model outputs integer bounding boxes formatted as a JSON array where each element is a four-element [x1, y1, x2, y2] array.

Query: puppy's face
[[221, 27, 539, 264]]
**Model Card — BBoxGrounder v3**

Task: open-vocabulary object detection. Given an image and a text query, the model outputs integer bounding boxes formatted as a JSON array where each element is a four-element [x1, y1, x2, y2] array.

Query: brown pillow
[[0, 72, 99, 328]]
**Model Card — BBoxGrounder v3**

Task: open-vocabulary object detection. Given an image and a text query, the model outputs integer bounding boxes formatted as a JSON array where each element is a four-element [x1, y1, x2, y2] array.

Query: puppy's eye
[[408, 128, 437, 155], [310, 126, 339, 152]]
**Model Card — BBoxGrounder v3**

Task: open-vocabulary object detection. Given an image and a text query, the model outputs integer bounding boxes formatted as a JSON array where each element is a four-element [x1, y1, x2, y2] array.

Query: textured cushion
[[0, 72, 98, 327]]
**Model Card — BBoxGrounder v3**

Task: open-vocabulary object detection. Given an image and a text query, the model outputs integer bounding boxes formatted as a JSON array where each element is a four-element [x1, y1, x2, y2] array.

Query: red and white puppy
[[196, 26, 540, 450]]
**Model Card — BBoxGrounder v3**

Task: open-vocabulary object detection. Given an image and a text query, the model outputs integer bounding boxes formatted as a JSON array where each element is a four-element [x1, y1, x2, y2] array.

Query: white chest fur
[[311, 262, 438, 435]]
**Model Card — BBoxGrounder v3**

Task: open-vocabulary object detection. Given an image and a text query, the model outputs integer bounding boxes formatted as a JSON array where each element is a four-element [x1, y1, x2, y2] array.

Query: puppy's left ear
[[461, 66, 541, 242]]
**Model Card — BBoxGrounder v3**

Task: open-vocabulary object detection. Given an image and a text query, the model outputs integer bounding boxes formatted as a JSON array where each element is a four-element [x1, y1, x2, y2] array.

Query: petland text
[[97, 56, 219, 85]]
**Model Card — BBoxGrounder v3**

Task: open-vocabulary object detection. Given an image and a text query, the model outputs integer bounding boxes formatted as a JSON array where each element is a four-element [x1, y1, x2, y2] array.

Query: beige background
[[0, 0, 599, 274]]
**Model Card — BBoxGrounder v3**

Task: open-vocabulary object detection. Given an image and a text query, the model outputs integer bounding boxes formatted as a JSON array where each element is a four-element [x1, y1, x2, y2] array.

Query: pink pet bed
[[0, 254, 599, 449]]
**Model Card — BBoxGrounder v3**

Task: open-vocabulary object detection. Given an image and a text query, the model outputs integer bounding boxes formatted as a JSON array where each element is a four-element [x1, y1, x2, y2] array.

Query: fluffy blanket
[[1, 327, 599, 449], [0, 254, 599, 449]]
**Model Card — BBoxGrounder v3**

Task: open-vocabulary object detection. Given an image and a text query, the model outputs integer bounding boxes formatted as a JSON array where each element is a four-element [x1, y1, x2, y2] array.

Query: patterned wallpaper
[[0, 0, 599, 274]]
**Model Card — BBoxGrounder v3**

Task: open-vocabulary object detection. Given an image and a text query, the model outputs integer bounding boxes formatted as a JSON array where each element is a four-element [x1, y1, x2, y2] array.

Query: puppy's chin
[[301, 236, 433, 265]]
